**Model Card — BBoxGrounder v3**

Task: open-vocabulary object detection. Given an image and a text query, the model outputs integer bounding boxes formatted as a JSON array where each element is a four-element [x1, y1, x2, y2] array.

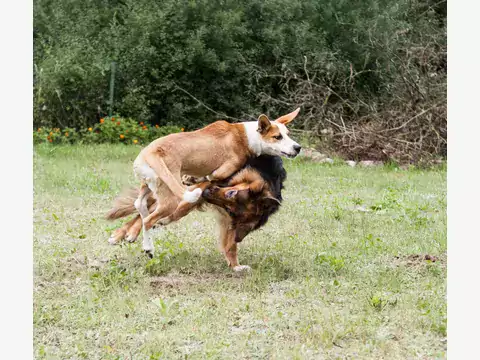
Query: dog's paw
[[108, 232, 123, 245], [182, 175, 198, 186], [183, 187, 202, 203], [125, 233, 138, 243], [232, 265, 251, 273], [108, 236, 119, 245]]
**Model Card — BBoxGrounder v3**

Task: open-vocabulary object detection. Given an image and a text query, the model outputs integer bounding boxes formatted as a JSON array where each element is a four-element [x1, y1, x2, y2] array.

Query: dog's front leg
[[158, 182, 210, 225], [208, 161, 244, 182], [182, 161, 242, 202], [220, 228, 251, 273], [183, 160, 243, 186]]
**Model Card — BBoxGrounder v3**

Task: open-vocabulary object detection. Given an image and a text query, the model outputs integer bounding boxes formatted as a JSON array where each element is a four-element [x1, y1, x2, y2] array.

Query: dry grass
[[34, 144, 446, 359]]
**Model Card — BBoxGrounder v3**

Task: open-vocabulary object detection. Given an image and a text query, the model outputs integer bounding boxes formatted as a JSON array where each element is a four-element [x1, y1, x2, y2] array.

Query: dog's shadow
[[112, 244, 296, 287]]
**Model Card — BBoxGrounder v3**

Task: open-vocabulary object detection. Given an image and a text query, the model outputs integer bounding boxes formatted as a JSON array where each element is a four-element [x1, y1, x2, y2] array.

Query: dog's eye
[[274, 135, 283, 140]]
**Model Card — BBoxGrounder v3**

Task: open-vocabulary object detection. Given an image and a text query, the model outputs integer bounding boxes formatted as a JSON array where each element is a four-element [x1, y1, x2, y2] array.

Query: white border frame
[[0, 0, 478, 358], [0, 0, 33, 358], [447, 0, 480, 358]]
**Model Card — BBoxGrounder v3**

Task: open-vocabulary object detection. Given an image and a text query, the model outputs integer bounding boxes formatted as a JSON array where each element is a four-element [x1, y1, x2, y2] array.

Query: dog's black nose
[[203, 186, 219, 198], [293, 144, 302, 153]]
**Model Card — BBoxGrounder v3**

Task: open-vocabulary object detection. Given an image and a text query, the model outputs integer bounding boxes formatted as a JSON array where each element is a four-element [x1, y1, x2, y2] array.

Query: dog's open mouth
[[281, 151, 298, 158]]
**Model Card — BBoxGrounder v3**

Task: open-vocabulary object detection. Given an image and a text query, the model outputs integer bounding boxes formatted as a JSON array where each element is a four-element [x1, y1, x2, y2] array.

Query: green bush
[[33, 116, 182, 145], [33, 0, 446, 161]]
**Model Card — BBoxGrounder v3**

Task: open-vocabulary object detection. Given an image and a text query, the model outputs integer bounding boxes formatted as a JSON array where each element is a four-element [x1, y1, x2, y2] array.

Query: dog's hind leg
[[134, 184, 156, 256], [124, 215, 143, 243], [143, 169, 189, 229], [125, 202, 157, 242], [140, 192, 179, 257], [144, 154, 186, 200], [108, 215, 142, 245]]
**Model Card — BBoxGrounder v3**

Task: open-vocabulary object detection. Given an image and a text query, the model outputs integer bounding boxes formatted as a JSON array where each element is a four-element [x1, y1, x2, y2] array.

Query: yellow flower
[[181, 128, 184, 132], [49, 132, 53, 136], [119, 134, 125, 139], [133, 139, 138, 144], [88, 127, 92, 132], [100, 118, 105, 124], [65, 132, 69, 137], [37, 128, 42, 132]]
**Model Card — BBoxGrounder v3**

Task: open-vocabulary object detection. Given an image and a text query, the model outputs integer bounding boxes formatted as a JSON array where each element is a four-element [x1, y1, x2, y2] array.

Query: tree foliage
[[34, 0, 446, 161]]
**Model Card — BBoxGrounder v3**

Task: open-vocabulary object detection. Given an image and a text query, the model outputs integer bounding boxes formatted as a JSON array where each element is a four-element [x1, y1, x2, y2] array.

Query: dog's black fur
[[246, 155, 286, 230]]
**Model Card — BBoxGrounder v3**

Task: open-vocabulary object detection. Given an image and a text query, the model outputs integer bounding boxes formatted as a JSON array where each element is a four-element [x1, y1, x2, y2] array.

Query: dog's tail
[[105, 187, 153, 220], [144, 154, 187, 200]]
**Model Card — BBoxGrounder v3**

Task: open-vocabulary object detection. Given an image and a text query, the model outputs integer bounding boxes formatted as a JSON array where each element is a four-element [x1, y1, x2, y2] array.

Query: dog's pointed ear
[[261, 196, 281, 209], [275, 107, 300, 125], [257, 114, 271, 134]]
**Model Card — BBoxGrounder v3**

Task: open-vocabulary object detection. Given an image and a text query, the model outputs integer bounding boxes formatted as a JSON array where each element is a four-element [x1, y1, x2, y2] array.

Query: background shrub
[[33, 116, 182, 145], [33, 0, 446, 162]]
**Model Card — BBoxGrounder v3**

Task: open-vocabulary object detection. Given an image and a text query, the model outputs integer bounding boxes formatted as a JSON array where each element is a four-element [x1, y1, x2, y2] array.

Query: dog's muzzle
[[202, 186, 219, 199]]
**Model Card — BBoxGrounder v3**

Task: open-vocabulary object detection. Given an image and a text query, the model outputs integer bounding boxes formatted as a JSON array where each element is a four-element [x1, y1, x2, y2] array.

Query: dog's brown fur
[[107, 160, 284, 270], [131, 109, 300, 255]]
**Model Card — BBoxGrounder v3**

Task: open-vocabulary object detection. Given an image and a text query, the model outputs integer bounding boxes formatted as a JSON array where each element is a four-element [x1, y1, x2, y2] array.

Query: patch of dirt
[[149, 272, 244, 293], [408, 254, 438, 262], [393, 254, 445, 267]]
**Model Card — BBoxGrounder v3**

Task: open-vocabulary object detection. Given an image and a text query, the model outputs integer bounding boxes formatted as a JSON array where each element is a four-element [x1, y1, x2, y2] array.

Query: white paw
[[142, 236, 155, 255], [182, 187, 202, 203], [108, 236, 119, 245], [144, 249, 154, 258], [143, 246, 154, 256], [233, 265, 251, 272], [182, 175, 197, 186]]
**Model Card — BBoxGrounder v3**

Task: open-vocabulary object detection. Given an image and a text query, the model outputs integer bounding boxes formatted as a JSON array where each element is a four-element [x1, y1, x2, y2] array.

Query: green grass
[[34, 144, 446, 359]]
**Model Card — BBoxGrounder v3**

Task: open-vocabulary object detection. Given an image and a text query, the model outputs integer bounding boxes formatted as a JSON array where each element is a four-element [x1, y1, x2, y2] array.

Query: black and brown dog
[[106, 155, 286, 271]]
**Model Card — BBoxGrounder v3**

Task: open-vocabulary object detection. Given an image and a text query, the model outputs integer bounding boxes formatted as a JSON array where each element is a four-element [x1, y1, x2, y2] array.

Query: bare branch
[[173, 84, 242, 122]]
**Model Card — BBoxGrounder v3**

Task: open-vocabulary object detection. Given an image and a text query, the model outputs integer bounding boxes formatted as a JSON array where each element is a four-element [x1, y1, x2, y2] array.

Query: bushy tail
[[105, 187, 156, 220]]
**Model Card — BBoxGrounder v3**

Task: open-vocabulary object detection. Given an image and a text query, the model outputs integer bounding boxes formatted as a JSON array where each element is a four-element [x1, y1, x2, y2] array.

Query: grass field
[[33, 144, 446, 359]]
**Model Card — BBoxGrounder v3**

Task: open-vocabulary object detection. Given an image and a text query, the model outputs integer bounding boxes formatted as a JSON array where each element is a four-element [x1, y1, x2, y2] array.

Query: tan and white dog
[[128, 108, 301, 256]]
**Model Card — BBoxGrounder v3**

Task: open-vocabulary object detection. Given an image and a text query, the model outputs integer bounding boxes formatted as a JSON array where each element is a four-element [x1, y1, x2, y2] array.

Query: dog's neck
[[242, 121, 263, 157]]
